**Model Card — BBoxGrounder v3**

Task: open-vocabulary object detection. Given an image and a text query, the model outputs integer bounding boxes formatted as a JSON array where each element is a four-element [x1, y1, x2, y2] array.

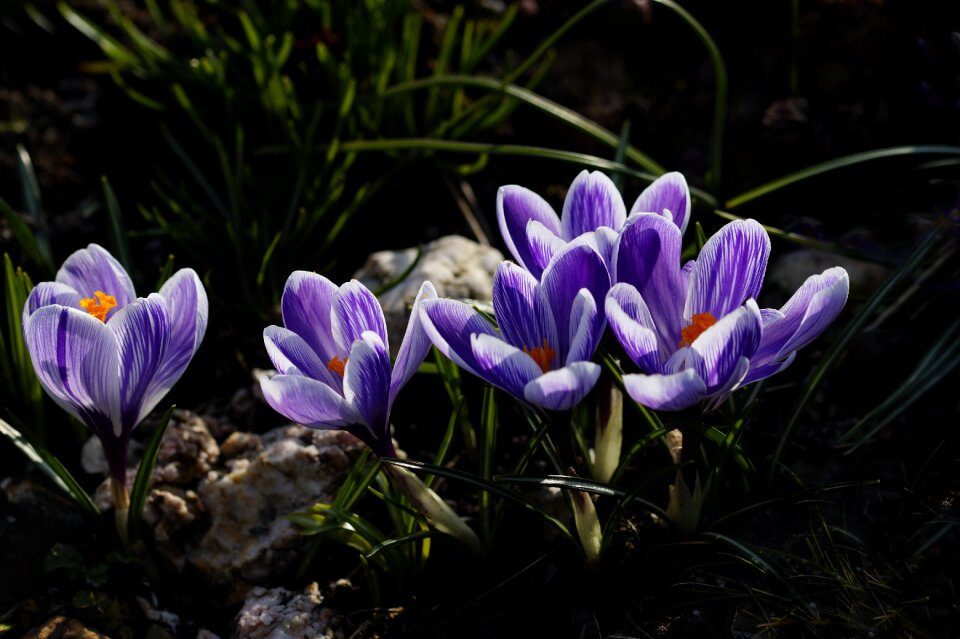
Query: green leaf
[[382, 458, 575, 544], [479, 385, 497, 536], [127, 405, 175, 540], [839, 318, 960, 453], [0, 198, 53, 275], [58, 2, 140, 67], [700, 531, 804, 601], [101, 177, 133, 276], [769, 230, 942, 479], [0, 417, 99, 516], [726, 145, 960, 209], [383, 75, 666, 176]]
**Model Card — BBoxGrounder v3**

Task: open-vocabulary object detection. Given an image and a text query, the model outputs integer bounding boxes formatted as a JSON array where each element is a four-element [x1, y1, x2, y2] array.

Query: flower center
[[679, 312, 717, 348], [524, 339, 556, 374], [79, 291, 117, 323], [327, 356, 347, 377]]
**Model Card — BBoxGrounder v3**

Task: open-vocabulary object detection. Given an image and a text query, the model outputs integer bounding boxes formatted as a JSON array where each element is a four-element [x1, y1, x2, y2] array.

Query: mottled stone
[[143, 487, 204, 571], [188, 427, 363, 586], [233, 583, 346, 639], [220, 432, 264, 462], [154, 411, 220, 485], [353, 235, 502, 352]]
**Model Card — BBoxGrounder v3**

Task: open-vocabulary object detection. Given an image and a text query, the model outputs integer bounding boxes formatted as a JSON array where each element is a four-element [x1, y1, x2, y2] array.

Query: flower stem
[[111, 475, 131, 547]]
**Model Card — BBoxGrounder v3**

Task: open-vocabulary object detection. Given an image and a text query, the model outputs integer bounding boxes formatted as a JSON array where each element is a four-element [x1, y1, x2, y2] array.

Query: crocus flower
[[419, 243, 610, 411], [22, 244, 208, 487], [606, 215, 848, 410], [497, 170, 691, 279], [261, 274, 482, 551], [260, 273, 437, 458]]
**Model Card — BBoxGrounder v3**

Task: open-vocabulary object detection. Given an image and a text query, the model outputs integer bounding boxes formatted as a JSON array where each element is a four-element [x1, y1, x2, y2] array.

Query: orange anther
[[327, 356, 347, 377], [524, 338, 556, 374], [79, 291, 117, 323], [679, 312, 717, 348]]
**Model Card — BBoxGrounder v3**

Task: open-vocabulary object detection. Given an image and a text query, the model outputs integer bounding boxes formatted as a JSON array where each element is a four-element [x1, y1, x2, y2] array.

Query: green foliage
[[58, 0, 535, 310]]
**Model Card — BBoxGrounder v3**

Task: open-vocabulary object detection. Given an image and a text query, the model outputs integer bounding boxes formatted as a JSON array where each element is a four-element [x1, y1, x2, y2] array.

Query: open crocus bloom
[[260, 273, 437, 458], [606, 215, 848, 410], [22, 244, 208, 485], [496, 170, 691, 279], [419, 243, 610, 411]]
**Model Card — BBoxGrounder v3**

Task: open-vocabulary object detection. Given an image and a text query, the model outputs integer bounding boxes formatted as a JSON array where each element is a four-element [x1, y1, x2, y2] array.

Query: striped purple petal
[[685, 219, 770, 321], [263, 325, 334, 384], [419, 298, 498, 377], [622, 368, 707, 411], [260, 373, 359, 430], [681, 300, 761, 393], [22, 282, 82, 327], [523, 361, 601, 411], [497, 185, 562, 274], [389, 281, 438, 405], [55, 244, 136, 317], [333, 281, 389, 355], [471, 333, 545, 399], [561, 171, 626, 241], [540, 244, 610, 359], [521, 220, 566, 280], [492, 261, 557, 356], [605, 283, 663, 373], [614, 213, 685, 348], [110, 294, 171, 433], [151, 268, 207, 401], [23, 305, 121, 439], [281, 271, 340, 363], [742, 351, 796, 386], [343, 332, 393, 455], [630, 172, 691, 236], [566, 289, 602, 364], [753, 267, 849, 366]]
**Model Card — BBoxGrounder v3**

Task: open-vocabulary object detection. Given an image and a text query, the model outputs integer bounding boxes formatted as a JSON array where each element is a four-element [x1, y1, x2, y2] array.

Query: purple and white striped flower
[[22, 244, 208, 486], [260, 273, 437, 458], [419, 243, 610, 411], [606, 215, 848, 411], [497, 170, 691, 279]]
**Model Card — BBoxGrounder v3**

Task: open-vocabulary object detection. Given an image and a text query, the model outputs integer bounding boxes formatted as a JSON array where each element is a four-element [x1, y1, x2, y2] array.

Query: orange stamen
[[79, 291, 117, 323], [524, 338, 556, 374], [679, 312, 717, 348], [327, 356, 347, 377]]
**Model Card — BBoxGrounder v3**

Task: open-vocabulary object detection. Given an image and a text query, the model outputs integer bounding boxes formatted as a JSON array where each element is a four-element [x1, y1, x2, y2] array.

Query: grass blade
[[101, 177, 133, 275], [127, 405, 175, 540], [382, 458, 574, 544], [0, 417, 99, 516], [769, 230, 943, 480], [726, 145, 960, 209], [382, 75, 665, 175]]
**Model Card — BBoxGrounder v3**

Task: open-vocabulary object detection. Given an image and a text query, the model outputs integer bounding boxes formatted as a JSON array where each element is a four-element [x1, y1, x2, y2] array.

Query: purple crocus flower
[[606, 215, 848, 410], [22, 244, 208, 486], [497, 170, 691, 279], [419, 243, 610, 411], [260, 273, 437, 458]]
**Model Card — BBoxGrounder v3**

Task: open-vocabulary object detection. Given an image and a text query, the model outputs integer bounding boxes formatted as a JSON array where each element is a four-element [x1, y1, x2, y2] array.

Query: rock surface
[[352, 235, 502, 349], [233, 583, 345, 639], [188, 427, 364, 587]]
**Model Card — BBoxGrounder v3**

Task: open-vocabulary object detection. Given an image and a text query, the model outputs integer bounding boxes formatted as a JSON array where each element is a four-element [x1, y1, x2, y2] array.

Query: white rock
[[233, 583, 345, 639], [188, 427, 363, 585], [353, 235, 502, 351]]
